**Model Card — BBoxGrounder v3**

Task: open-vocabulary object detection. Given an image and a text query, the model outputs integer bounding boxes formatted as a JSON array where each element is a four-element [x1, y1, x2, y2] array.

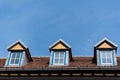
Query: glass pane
[[60, 52, 64, 54], [107, 58, 112, 63], [12, 53, 16, 58], [16, 53, 20, 58], [15, 59, 19, 64], [54, 59, 58, 64], [59, 59, 64, 64], [107, 53, 112, 58], [54, 55, 59, 59], [54, 53, 59, 57], [60, 54, 64, 59], [55, 52, 59, 54], [10, 59, 15, 64], [101, 53, 106, 58], [102, 58, 106, 63]]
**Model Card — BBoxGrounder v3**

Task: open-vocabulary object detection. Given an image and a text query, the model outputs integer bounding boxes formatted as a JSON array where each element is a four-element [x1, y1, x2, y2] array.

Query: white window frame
[[8, 52, 22, 66], [100, 50, 113, 65], [53, 51, 65, 65]]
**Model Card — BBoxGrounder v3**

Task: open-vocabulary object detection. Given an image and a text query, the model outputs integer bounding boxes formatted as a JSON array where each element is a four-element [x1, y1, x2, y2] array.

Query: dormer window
[[53, 51, 65, 65], [8, 51, 22, 66], [100, 50, 114, 65], [49, 39, 73, 66], [6, 40, 32, 67], [94, 38, 117, 66]]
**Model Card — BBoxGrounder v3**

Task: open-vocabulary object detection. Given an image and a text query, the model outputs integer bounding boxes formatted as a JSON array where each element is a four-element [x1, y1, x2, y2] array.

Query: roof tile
[[1, 57, 120, 69]]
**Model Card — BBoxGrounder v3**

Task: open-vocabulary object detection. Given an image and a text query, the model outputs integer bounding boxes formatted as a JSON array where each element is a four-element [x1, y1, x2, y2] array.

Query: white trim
[[94, 37, 118, 47], [8, 40, 28, 49], [21, 51, 28, 66], [66, 51, 69, 66], [5, 51, 10, 66], [97, 50, 100, 66], [49, 39, 71, 48], [113, 50, 117, 65], [49, 51, 53, 66]]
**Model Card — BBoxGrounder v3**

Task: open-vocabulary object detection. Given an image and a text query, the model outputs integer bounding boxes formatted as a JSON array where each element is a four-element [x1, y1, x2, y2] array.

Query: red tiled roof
[[1, 57, 120, 69], [24, 57, 49, 68], [0, 58, 6, 68]]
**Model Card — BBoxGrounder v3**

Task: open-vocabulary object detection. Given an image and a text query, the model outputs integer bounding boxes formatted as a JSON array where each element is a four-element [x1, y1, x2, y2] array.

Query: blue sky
[[0, 0, 120, 57]]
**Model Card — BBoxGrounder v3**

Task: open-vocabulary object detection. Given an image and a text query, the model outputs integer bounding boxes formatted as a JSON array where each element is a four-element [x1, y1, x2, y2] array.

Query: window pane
[[15, 59, 19, 64], [102, 58, 106, 63], [107, 53, 112, 58], [54, 53, 59, 59], [107, 58, 112, 63], [60, 52, 64, 54], [55, 52, 59, 55], [101, 53, 106, 58], [54, 59, 59, 64], [10, 59, 15, 64], [60, 53, 64, 59], [16, 53, 20, 58], [12, 53, 16, 58], [59, 59, 64, 63]]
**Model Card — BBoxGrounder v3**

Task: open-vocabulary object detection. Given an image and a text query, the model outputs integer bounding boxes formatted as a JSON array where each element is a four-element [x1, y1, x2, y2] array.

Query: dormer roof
[[49, 39, 71, 50], [94, 38, 117, 49], [8, 40, 28, 51]]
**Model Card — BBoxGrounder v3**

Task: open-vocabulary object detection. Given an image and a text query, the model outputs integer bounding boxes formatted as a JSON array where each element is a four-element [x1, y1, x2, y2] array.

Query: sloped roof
[[1, 57, 120, 69], [94, 38, 118, 47]]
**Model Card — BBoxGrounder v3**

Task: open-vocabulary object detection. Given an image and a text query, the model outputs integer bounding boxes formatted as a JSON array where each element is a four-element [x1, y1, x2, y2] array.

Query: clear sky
[[0, 0, 120, 58]]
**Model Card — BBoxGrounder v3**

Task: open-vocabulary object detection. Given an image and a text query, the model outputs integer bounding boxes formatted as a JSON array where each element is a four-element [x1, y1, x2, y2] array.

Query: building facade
[[0, 38, 120, 80]]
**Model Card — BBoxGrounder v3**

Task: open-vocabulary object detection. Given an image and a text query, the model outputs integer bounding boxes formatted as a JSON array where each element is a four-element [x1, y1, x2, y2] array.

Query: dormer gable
[[8, 40, 27, 51], [94, 38, 117, 49], [6, 40, 32, 67], [49, 39, 71, 50], [49, 39, 73, 66], [52, 42, 68, 49], [94, 38, 117, 66]]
